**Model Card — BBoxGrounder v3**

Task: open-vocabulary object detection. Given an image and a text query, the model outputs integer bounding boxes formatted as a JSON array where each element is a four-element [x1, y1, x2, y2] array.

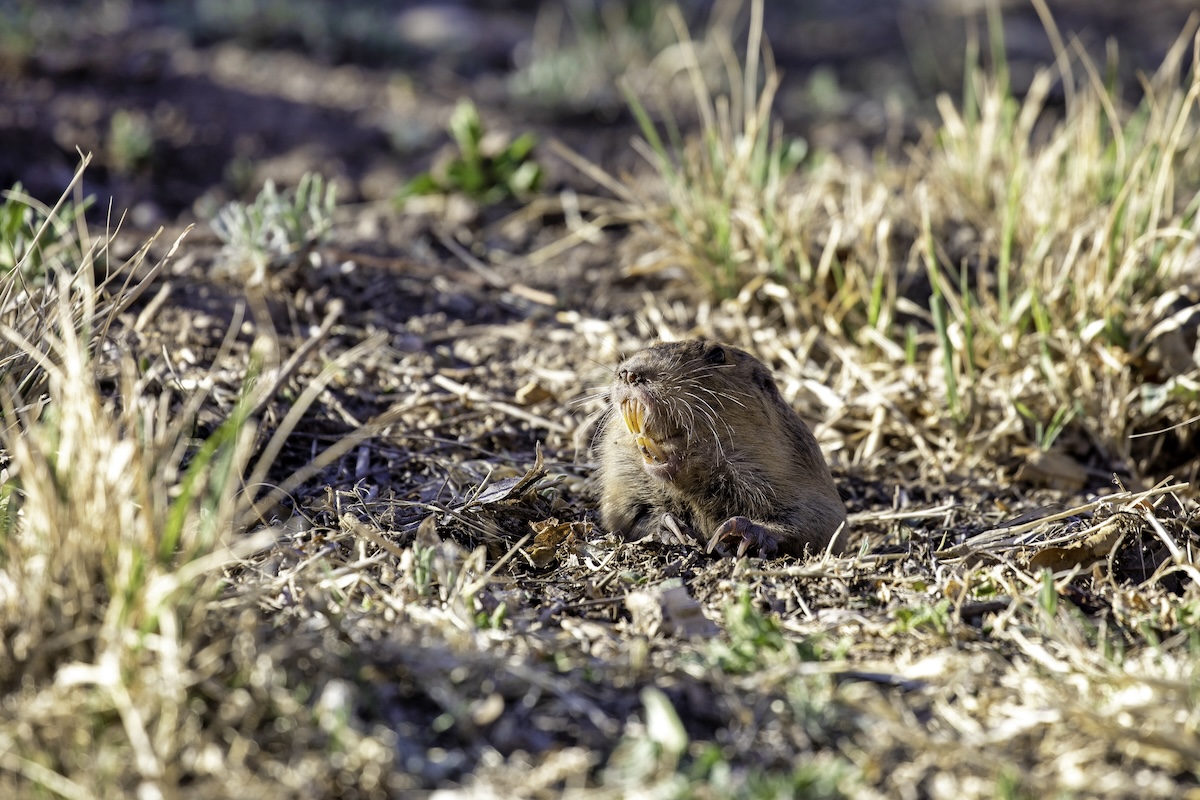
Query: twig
[[239, 395, 439, 529], [465, 532, 533, 596], [134, 281, 173, 332], [935, 482, 1190, 559], [341, 513, 408, 560], [250, 298, 344, 418], [850, 503, 959, 523], [100, 224, 194, 344], [1141, 506, 1184, 562], [431, 373, 570, 434], [435, 230, 556, 306]]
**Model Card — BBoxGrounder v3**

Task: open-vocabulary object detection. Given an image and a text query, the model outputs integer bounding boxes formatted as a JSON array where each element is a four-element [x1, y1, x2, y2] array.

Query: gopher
[[598, 339, 846, 557]]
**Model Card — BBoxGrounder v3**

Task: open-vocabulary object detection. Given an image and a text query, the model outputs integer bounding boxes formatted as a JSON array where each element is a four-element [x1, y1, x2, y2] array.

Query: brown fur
[[598, 339, 846, 557]]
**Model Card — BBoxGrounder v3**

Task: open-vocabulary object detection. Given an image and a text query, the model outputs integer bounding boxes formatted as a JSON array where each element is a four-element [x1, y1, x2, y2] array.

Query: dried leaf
[[1015, 448, 1088, 491], [465, 443, 548, 507], [525, 517, 592, 567], [515, 379, 554, 405], [527, 517, 573, 567], [1027, 517, 1124, 571]]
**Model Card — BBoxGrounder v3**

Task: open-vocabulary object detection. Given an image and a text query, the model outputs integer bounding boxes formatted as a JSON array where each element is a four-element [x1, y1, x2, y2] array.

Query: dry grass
[[0, 169, 273, 795]]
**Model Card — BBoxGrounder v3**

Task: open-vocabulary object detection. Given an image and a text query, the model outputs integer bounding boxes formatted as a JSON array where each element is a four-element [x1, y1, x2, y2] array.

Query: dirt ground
[[4, 1, 1200, 797]]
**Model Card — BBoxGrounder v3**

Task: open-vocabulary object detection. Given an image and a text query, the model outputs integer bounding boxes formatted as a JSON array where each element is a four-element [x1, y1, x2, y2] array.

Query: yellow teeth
[[620, 398, 645, 434], [636, 434, 667, 464], [619, 398, 665, 464]]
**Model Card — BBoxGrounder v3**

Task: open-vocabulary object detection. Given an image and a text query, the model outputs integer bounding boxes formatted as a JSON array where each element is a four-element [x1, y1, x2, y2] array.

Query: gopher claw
[[660, 513, 700, 547], [706, 515, 781, 558]]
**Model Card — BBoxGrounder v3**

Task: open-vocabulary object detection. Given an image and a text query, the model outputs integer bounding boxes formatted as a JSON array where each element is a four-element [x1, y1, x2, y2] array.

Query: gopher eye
[[703, 344, 727, 365]]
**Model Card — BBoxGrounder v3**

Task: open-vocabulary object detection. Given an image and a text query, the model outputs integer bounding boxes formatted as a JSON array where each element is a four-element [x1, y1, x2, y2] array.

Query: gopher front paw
[[706, 515, 780, 558]]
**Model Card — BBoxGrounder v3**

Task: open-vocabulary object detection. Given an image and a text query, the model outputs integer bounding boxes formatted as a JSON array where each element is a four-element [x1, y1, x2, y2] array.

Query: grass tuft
[[617, 0, 810, 299], [0, 169, 274, 794]]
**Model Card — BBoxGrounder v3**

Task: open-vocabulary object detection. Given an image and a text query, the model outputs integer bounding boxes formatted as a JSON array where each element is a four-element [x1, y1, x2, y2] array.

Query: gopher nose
[[617, 367, 644, 385]]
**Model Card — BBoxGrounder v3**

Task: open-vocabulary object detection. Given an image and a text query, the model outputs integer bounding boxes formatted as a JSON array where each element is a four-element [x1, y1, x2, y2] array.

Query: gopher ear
[[753, 364, 779, 395], [702, 342, 727, 365]]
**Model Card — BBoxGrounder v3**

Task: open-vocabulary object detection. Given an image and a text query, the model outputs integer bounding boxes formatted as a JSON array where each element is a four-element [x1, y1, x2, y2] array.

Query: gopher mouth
[[619, 397, 669, 465]]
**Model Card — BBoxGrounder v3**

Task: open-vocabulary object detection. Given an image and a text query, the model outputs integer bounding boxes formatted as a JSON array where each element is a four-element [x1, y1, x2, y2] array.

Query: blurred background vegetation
[[0, 0, 1195, 220]]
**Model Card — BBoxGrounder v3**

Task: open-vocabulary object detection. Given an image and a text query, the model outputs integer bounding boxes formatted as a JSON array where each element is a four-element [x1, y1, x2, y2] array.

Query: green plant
[[211, 171, 337, 285], [1015, 400, 1080, 451], [712, 589, 787, 673], [889, 599, 953, 637], [0, 2, 37, 67], [555, 2, 1200, 478], [0, 182, 92, 281], [601, 687, 689, 790], [913, 8, 1200, 463], [0, 1, 129, 69], [107, 109, 155, 174], [710, 589, 836, 673], [0, 166, 116, 403], [398, 99, 543, 205], [508, 0, 677, 116]]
